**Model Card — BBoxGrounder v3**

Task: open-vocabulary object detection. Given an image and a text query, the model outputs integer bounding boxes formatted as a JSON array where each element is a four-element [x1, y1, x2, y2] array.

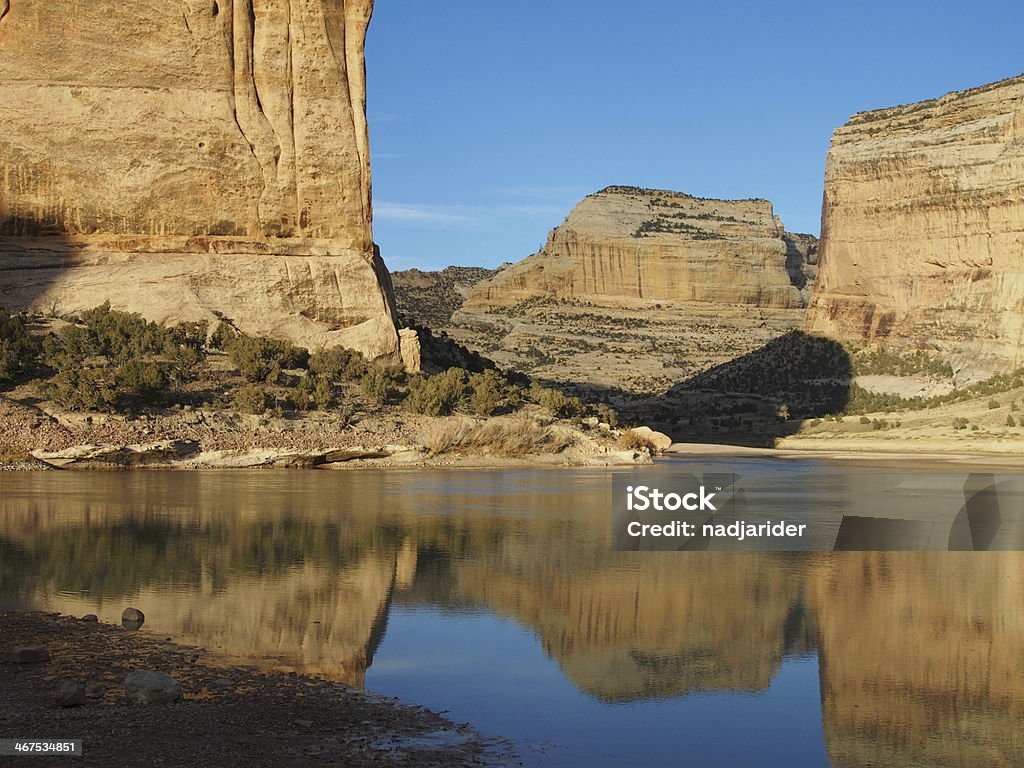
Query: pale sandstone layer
[[0, 0, 401, 360], [806, 75, 1024, 379], [466, 186, 809, 310]]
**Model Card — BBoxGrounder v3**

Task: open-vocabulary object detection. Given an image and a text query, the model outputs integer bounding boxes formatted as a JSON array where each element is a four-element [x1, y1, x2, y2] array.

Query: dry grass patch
[[0, 446, 30, 463], [619, 430, 656, 452], [421, 416, 570, 457]]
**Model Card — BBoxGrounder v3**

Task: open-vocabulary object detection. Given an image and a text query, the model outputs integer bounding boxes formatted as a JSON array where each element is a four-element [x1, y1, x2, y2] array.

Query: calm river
[[3, 460, 1024, 766]]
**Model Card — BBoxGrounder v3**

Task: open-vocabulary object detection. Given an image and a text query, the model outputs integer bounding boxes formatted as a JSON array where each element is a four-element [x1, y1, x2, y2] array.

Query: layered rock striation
[[465, 186, 810, 311], [0, 0, 401, 360], [806, 75, 1024, 378]]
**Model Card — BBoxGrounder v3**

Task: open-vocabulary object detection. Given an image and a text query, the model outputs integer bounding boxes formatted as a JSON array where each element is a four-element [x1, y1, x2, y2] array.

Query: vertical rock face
[[0, 0, 400, 359], [465, 186, 809, 310], [806, 75, 1024, 378]]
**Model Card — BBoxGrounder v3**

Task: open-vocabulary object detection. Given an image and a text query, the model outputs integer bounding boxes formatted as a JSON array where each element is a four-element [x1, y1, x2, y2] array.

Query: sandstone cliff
[[465, 186, 809, 311], [0, 0, 401, 360], [806, 75, 1024, 379]]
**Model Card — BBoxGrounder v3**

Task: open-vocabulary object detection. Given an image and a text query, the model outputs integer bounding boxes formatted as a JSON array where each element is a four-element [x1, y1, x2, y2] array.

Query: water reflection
[[2, 469, 1024, 765]]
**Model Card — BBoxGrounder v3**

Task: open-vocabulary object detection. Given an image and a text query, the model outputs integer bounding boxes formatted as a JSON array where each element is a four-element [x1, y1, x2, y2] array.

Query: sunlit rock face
[[0, 0, 401, 360], [806, 75, 1024, 379], [464, 186, 810, 311]]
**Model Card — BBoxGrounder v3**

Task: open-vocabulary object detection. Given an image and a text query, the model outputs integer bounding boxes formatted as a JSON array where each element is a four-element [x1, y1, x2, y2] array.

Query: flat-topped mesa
[[464, 186, 810, 311], [0, 0, 403, 362], [806, 74, 1024, 378]]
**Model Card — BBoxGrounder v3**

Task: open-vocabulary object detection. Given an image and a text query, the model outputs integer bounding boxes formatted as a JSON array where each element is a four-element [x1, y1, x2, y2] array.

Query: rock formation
[[444, 187, 814, 396], [465, 186, 810, 310], [0, 0, 403, 361], [806, 75, 1024, 379]]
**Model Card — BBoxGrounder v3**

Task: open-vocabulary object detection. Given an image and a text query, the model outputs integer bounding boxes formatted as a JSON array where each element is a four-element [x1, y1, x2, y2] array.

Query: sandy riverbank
[[0, 611, 510, 768], [667, 441, 1024, 469]]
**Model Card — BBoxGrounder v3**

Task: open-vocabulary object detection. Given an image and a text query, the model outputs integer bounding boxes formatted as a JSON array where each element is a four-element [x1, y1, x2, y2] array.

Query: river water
[[3, 460, 1024, 766]]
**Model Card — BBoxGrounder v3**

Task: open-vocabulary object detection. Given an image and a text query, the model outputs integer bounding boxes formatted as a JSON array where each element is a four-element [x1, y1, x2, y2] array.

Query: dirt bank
[[0, 611, 511, 767]]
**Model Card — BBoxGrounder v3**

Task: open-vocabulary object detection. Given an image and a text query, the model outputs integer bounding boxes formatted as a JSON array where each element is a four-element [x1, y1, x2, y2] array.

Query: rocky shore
[[0, 396, 654, 471], [0, 610, 511, 768]]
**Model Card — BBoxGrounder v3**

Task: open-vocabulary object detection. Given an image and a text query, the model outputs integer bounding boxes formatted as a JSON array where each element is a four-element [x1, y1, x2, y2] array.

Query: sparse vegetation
[[234, 384, 271, 415], [0, 308, 38, 384], [420, 416, 568, 457], [849, 346, 954, 379], [227, 334, 308, 383], [619, 430, 655, 452], [404, 369, 468, 416]]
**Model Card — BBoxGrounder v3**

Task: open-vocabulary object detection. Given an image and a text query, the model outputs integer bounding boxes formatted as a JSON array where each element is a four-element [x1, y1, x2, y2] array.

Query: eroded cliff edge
[[806, 74, 1024, 379], [0, 0, 401, 361]]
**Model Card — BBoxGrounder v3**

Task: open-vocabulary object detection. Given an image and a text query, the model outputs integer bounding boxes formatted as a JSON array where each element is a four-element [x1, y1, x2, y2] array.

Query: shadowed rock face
[[465, 186, 811, 311], [806, 75, 1024, 379], [0, 0, 401, 360]]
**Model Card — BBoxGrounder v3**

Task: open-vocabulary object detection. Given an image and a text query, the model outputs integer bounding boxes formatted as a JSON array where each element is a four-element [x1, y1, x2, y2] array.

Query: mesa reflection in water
[[2, 469, 1023, 766]]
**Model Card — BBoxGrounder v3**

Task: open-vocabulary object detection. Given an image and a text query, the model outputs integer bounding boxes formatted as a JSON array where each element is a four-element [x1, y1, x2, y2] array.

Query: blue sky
[[366, 1, 1023, 271]]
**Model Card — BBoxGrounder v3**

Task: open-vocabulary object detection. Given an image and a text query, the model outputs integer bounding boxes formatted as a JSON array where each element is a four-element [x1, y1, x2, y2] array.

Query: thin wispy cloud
[[375, 201, 565, 228]]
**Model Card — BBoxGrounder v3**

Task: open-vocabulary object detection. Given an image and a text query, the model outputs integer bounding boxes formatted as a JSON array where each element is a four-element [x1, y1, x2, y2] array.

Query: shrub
[[309, 346, 368, 382], [79, 301, 165, 363], [290, 373, 333, 411], [42, 325, 102, 371], [227, 334, 308, 382], [530, 383, 583, 419], [234, 384, 271, 415], [988, 399, 1001, 410], [0, 308, 38, 384], [209, 320, 238, 351], [859, 415, 872, 425], [466, 369, 506, 416], [166, 344, 207, 386], [47, 369, 118, 411], [404, 369, 467, 416], [1007, 415, 1017, 427], [117, 360, 168, 399], [164, 321, 209, 352], [360, 367, 401, 405]]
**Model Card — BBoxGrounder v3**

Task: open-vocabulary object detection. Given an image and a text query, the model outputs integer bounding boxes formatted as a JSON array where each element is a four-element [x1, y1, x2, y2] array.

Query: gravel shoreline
[[0, 611, 512, 767]]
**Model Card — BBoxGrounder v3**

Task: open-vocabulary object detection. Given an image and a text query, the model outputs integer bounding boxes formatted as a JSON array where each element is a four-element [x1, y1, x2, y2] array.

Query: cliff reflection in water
[[2, 470, 1024, 765]]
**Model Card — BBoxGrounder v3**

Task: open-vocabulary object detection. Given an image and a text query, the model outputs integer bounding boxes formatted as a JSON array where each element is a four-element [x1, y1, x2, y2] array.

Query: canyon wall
[[0, 0, 401, 360], [465, 186, 810, 311], [806, 75, 1024, 379]]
